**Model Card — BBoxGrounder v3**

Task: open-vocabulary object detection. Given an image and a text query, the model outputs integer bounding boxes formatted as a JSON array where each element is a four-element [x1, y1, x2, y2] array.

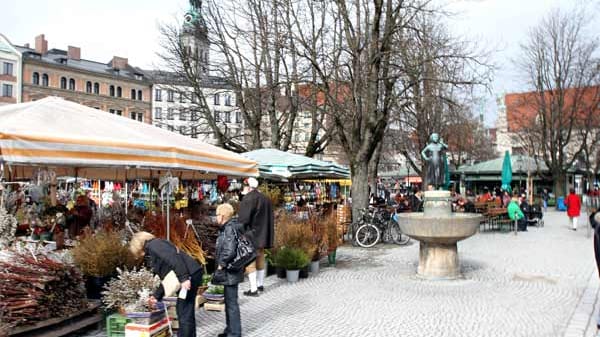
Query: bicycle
[[354, 207, 410, 248]]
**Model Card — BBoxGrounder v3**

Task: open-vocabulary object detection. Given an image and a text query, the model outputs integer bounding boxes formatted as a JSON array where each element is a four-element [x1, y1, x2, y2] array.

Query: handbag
[[162, 270, 181, 298], [227, 229, 257, 271]]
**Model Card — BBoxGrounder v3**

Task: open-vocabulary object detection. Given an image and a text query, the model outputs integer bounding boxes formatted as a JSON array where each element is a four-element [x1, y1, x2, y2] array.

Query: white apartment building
[[151, 81, 243, 145], [0, 34, 21, 106]]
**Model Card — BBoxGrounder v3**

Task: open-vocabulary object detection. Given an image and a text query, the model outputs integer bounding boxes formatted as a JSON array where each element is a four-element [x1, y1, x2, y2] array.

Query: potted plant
[[102, 267, 161, 315], [72, 229, 136, 299], [284, 222, 316, 279], [325, 214, 339, 267], [274, 247, 309, 283]]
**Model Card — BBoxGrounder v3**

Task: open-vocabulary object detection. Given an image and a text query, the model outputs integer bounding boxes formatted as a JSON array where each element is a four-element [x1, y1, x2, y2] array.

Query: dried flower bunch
[[0, 207, 17, 249], [258, 184, 282, 207], [101, 267, 160, 312], [72, 229, 136, 277]]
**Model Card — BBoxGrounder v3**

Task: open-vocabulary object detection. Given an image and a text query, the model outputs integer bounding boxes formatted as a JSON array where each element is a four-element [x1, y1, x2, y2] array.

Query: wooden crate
[[204, 302, 225, 312]]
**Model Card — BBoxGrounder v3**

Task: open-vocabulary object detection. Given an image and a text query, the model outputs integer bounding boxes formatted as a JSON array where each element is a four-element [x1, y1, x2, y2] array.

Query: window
[[214, 110, 220, 121], [109, 109, 122, 116], [2, 84, 12, 97], [304, 132, 310, 142], [60, 77, 67, 89], [167, 108, 174, 120], [109, 85, 115, 97], [168, 125, 175, 132], [134, 74, 143, 80], [155, 88, 162, 101], [303, 111, 310, 118], [86, 81, 92, 93], [154, 107, 162, 119], [167, 90, 174, 102], [69, 78, 76, 91], [224, 94, 232, 106], [223, 111, 231, 123], [93, 82, 99, 94], [179, 92, 185, 103], [130, 112, 143, 122], [137, 90, 142, 101], [32, 72, 39, 85], [180, 111, 187, 121], [42, 74, 49, 86], [131, 89, 136, 100], [213, 93, 220, 105], [235, 111, 241, 124], [2, 62, 13, 75], [191, 93, 197, 103], [116, 86, 122, 97]]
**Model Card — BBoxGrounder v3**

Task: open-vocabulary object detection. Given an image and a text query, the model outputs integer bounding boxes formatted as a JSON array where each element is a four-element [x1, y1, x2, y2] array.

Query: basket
[[106, 313, 132, 337]]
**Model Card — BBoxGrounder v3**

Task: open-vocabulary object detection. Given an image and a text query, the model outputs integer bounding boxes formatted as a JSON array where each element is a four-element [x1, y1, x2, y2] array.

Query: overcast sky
[[1, 0, 598, 126]]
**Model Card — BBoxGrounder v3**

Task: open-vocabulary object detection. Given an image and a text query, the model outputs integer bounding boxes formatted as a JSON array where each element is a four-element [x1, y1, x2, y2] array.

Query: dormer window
[[135, 74, 143, 80], [113, 68, 120, 75]]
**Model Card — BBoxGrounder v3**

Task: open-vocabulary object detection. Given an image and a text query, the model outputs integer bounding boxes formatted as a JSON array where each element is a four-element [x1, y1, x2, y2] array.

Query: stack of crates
[[107, 313, 132, 337]]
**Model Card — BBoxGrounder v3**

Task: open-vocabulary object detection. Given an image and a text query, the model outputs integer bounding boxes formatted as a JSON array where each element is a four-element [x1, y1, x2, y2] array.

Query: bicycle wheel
[[347, 220, 363, 246], [355, 224, 380, 248], [389, 221, 410, 245]]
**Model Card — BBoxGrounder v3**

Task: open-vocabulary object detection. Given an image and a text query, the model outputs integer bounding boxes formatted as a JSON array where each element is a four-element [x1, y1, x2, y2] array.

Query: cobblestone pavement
[[72, 210, 599, 337]]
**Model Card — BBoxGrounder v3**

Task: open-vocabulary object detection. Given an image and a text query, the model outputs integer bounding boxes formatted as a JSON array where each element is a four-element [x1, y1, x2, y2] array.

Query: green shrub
[[274, 247, 309, 270]]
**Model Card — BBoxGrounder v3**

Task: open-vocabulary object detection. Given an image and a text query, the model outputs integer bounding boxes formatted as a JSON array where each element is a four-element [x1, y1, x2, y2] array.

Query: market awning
[[242, 148, 350, 180], [0, 97, 258, 179]]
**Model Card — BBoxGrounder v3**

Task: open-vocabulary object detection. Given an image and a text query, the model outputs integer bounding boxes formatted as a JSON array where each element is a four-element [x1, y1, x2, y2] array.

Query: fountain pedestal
[[398, 190, 482, 280]]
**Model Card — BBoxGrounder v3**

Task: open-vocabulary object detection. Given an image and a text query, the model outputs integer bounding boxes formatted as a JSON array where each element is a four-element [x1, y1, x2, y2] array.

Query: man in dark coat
[[238, 177, 274, 296]]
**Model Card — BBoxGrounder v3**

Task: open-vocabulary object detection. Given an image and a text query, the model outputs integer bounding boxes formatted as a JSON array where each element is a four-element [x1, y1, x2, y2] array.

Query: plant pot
[[267, 261, 277, 276], [299, 266, 309, 279], [327, 249, 337, 267], [85, 275, 112, 299], [310, 260, 320, 274], [276, 266, 287, 279], [286, 269, 300, 282]]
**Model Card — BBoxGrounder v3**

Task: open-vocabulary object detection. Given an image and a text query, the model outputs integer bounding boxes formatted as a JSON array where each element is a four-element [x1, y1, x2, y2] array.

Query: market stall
[[0, 97, 258, 335]]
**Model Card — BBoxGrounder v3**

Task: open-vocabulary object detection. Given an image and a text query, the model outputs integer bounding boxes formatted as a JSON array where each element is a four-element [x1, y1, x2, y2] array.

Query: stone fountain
[[397, 190, 482, 279], [397, 133, 482, 280]]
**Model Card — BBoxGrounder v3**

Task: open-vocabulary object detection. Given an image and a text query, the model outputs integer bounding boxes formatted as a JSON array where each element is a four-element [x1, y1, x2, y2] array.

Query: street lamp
[[517, 156, 524, 194]]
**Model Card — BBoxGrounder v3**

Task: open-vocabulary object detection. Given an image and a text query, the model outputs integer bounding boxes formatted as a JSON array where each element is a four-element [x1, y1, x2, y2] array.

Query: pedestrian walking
[[214, 203, 244, 337], [565, 188, 581, 231], [238, 177, 274, 296], [542, 188, 549, 212], [129, 231, 203, 337]]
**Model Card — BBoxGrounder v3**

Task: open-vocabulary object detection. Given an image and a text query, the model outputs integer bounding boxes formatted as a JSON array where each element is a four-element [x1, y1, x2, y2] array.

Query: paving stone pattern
[[73, 210, 598, 337]]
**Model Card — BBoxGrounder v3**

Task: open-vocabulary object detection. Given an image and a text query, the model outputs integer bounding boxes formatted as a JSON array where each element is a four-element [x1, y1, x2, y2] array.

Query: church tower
[[182, 0, 209, 78]]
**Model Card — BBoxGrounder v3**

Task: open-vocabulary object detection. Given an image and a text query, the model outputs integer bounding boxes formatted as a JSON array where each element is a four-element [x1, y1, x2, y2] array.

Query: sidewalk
[[73, 210, 599, 337]]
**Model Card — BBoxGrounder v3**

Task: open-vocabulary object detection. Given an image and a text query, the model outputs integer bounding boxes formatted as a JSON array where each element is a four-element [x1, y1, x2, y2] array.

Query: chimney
[[111, 56, 128, 70], [67, 46, 80, 60], [34, 34, 48, 54], [23, 43, 30, 48]]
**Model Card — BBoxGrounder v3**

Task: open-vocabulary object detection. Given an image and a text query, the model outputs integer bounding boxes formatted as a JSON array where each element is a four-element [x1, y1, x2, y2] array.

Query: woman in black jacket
[[215, 203, 244, 337], [129, 231, 203, 337]]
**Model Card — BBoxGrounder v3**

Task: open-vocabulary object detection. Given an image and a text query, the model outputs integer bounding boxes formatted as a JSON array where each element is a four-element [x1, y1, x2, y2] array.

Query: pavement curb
[[564, 270, 599, 337]]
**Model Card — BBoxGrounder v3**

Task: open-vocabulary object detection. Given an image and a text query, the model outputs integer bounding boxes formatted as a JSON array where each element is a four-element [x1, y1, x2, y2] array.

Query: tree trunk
[[368, 142, 382, 199], [351, 161, 370, 223], [554, 174, 567, 198]]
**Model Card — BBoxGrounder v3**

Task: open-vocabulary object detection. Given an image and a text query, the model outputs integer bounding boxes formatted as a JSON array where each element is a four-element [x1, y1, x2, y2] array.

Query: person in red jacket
[[565, 188, 581, 231]]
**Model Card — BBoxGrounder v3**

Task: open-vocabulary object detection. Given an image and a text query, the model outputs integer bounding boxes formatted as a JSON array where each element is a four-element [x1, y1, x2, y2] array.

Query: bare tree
[[514, 7, 600, 195], [393, 13, 493, 187]]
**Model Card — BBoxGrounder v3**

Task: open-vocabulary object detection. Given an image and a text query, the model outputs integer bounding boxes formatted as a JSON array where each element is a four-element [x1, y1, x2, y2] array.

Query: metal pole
[[166, 184, 170, 241]]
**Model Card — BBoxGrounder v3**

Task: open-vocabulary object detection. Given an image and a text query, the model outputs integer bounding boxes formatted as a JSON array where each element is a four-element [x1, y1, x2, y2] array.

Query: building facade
[[17, 34, 152, 123], [0, 34, 21, 106]]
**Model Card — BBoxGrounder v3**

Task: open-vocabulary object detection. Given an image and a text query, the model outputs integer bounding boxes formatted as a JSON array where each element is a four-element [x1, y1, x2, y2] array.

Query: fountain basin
[[397, 191, 482, 280]]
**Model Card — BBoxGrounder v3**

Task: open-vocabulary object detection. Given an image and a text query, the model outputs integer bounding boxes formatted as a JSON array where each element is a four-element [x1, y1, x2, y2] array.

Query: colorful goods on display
[[0, 251, 87, 327], [282, 181, 344, 211]]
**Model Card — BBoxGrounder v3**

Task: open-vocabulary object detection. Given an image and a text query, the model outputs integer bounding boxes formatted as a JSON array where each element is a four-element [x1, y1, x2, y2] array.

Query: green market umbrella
[[501, 150, 512, 193]]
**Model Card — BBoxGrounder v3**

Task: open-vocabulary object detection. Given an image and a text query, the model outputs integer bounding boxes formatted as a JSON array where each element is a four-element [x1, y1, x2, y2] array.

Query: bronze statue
[[190, 0, 202, 11], [421, 133, 448, 188]]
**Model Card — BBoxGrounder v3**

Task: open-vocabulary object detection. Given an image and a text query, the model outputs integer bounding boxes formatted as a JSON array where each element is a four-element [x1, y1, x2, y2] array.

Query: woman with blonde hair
[[214, 203, 244, 337], [129, 231, 202, 337]]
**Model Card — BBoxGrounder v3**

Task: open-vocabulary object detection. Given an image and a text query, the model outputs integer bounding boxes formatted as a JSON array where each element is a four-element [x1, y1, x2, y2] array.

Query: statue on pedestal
[[420, 133, 448, 189]]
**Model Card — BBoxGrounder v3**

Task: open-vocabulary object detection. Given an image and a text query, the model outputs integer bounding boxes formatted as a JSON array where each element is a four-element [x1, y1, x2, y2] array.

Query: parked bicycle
[[353, 207, 410, 248]]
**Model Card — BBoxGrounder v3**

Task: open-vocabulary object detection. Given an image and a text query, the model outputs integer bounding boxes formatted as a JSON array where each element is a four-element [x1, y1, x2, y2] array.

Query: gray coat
[[238, 190, 274, 249], [215, 219, 244, 285]]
